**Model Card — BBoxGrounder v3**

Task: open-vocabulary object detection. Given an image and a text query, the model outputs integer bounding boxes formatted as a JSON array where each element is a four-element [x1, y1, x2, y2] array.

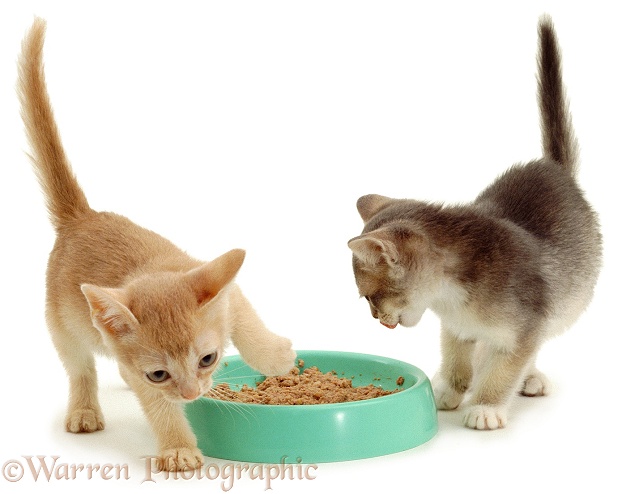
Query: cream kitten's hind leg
[[49, 327, 105, 433], [229, 285, 296, 376], [65, 358, 105, 433]]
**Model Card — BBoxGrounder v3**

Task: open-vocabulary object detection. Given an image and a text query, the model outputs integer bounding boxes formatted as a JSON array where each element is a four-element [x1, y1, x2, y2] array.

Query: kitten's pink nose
[[381, 321, 397, 329], [180, 385, 201, 401], [181, 390, 200, 401]]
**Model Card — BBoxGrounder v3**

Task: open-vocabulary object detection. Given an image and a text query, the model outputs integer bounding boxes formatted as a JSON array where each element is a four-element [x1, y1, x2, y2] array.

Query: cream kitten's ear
[[80, 285, 139, 337], [185, 248, 246, 306], [348, 231, 400, 267], [356, 194, 394, 223]]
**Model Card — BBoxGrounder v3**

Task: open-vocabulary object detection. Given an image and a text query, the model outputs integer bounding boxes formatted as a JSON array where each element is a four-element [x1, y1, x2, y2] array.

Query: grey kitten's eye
[[199, 353, 217, 368], [146, 370, 170, 383]]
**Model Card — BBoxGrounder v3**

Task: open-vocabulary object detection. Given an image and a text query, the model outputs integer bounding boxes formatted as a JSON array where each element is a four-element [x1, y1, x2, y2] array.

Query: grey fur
[[348, 16, 602, 429]]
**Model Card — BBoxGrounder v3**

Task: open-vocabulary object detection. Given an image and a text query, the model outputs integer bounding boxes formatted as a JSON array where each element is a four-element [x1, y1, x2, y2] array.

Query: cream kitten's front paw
[[250, 335, 296, 376], [157, 447, 203, 472], [463, 405, 507, 430], [66, 408, 105, 433], [432, 374, 464, 410]]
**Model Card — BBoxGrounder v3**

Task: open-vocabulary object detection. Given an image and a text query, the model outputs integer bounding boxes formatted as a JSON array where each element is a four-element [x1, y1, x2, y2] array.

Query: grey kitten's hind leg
[[520, 359, 550, 397], [463, 334, 541, 430]]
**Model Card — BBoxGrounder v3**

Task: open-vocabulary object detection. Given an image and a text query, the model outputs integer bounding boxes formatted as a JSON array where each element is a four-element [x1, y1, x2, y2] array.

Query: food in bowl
[[209, 365, 402, 405]]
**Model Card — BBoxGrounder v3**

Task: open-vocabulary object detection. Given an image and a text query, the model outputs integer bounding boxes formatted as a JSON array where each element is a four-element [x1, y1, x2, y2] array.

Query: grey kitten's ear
[[348, 231, 400, 267], [356, 194, 394, 223], [81, 285, 139, 338], [186, 248, 246, 307]]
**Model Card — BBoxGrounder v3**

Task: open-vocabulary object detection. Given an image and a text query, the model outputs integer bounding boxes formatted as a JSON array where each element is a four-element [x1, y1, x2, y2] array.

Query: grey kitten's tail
[[537, 15, 579, 176], [17, 18, 91, 231]]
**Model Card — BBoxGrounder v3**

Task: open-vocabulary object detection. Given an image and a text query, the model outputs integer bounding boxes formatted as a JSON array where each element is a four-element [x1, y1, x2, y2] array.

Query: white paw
[[432, 373, 464, 410], [463, 404, 507, 430], [521, 370, 550, 397], [248, 335, 296, 376]]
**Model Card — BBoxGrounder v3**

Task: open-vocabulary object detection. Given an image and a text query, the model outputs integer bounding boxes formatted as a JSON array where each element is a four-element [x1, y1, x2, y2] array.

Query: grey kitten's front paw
[[463, 404, 507, 430], [251, 335, 297, 376], [432, 374, 464, 410]]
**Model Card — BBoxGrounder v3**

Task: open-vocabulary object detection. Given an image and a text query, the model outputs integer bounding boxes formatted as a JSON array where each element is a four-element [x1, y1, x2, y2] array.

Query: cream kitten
[[348, 16, 601, 429], [18, 18, 295, 471]]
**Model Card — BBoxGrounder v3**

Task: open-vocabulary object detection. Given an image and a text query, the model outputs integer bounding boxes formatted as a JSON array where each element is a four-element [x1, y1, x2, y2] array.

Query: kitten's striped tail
[[537, 15, 579, 176], [17, 18, 91, 231]]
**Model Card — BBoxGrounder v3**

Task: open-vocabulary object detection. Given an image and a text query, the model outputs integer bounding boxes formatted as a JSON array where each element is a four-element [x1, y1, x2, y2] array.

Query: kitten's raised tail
[[18, 18, 91, 231], [537, 15, 579, 176]]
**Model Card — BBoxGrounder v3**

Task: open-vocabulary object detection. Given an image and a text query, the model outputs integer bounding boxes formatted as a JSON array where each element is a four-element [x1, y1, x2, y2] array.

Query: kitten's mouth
[[380, 321, 398, 329], [170, 395, 202, 404]]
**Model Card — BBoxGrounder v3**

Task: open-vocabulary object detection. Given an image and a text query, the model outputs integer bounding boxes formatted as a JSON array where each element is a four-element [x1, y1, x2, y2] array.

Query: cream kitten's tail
[[18, 18, 91, 231], [537, 15, 579, 176]]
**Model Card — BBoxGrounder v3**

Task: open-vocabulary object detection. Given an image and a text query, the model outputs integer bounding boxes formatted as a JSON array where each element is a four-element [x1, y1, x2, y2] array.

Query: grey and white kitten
[[348, 16, 602, 430]]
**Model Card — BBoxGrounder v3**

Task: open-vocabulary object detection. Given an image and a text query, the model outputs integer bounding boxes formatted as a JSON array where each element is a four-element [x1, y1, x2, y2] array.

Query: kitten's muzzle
[[368, 301, 399, 329], [179, 382, 202, 401], [380, 321, 398, 329]]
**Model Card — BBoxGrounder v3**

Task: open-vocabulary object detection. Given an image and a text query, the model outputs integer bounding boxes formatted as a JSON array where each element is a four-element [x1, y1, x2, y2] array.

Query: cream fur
[[18, 18, 295, 471]]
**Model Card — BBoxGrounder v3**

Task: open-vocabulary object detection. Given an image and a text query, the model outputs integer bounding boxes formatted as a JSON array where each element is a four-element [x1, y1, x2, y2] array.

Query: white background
[[1, 1, 620, 493]]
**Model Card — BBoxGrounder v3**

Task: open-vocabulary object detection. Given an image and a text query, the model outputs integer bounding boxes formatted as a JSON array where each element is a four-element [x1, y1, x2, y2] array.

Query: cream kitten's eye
[[199, 353, 217, 368], [146, 370, 170, 383]]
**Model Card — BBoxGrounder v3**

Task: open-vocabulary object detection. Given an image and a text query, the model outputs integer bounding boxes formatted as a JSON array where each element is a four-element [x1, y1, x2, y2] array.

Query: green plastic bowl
[[185, 350, 437, 463]]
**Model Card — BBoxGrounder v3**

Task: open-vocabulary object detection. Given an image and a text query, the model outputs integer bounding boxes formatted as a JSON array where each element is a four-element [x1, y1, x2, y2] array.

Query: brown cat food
[[211, 366, 400, 405]]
